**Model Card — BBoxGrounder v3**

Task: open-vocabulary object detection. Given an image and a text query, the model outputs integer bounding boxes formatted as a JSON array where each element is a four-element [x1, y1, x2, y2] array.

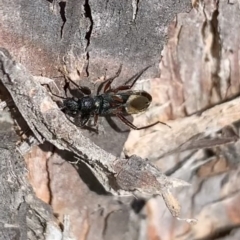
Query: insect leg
[[100, 64, 122, 93], [105, 116, 130, 133], [66, 78, 92, 95], [43, 84, 68, 100], [72, 114, 90, 127], [63, 81, 70, 97], [80, 115, 91, 127], [108, 65, 152, 93], [93, 114, 99, 126], [116, 114, 170, 130]]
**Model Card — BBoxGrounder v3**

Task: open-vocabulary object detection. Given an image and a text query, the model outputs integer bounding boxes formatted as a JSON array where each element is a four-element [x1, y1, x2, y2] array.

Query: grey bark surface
[[0, 111, 57, 240]]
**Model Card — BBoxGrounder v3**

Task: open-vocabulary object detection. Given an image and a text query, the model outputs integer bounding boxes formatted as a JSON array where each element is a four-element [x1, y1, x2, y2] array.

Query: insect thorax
[[80, 96, 96, 113]]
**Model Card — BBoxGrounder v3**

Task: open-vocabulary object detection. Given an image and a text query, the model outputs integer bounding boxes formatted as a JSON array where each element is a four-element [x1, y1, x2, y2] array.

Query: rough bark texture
[[1, 0, 240, 240], [0, 1, 192, 239], [124, 1, 240, 239]]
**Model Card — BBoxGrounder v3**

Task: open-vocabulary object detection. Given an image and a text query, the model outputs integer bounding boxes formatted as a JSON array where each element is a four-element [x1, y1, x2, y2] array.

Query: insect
[[49, 65, 169, 130]]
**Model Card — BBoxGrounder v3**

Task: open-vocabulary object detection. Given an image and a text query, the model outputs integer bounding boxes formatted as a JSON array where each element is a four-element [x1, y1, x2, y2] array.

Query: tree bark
[[2, 0, 240, 240]]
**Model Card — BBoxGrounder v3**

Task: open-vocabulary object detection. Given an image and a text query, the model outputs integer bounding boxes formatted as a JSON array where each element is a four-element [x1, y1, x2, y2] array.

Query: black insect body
[[54, 66, 168, 130]]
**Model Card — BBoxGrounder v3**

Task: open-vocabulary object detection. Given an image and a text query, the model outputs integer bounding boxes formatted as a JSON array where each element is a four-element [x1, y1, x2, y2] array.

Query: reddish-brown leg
[[93, 114, 99, 126], [74, 114, 90, 127], [102, 64, 123, 93], [67, 78, 92, 95], [107, 65, 152, 93], [96, 65, 122, 95], [112, 95, 124, 103], [116, 113, 170, 130]]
